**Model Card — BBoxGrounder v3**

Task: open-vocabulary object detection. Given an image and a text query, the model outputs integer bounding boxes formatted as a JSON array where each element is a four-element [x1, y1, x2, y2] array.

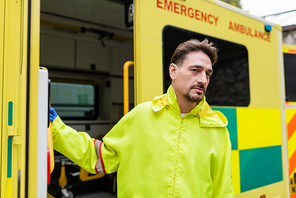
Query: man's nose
[[197, 72, 208, 84]]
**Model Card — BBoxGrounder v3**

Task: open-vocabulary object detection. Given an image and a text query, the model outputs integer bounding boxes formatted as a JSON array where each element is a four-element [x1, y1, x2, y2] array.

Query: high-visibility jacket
[[52, 85, 234, 198]]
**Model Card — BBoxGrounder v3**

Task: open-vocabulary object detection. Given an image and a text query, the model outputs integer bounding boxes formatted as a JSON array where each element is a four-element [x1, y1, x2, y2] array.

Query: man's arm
[[51, 115, 101, 174], [50, 107, 126, 174]]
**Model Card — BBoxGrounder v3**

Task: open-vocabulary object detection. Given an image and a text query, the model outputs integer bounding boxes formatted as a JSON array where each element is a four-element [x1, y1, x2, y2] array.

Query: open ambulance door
[[133, 0, 288, 197], [0, 0, 45, 197]]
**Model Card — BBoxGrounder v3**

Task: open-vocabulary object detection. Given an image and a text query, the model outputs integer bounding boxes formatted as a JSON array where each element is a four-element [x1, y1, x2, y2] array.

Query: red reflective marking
[[288, 49, 296, 53], [288, 113, 296, 140], [289, 150, 296, 176], [99, 141, 106, 174], [291, 193, 296, 198], [47, 148, 51, 184]]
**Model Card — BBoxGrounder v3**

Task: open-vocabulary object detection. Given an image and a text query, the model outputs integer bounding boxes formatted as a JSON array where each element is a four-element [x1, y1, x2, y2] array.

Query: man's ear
[[169, 63, 178, 80]]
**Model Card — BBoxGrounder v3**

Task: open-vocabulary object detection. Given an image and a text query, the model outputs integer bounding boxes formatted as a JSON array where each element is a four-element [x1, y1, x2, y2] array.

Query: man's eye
[[206, 73, 212, 77]]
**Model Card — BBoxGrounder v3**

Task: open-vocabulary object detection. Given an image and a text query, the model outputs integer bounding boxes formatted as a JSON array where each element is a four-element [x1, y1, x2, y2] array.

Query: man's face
[[170, 51, 213, 103]]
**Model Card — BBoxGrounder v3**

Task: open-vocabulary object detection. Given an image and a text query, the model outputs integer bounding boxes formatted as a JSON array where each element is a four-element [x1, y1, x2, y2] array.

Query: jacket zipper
[[171, 117, 183, 197]]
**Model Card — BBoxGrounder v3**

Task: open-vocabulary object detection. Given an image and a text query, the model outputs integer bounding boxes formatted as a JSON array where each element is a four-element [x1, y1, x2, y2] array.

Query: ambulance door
[[134, 0, 287, 197], [0, 0, 41, 197], [283, 44, 296, 197]]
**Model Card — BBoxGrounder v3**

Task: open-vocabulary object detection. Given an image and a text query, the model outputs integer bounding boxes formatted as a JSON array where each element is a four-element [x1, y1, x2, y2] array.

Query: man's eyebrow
[[207, 68, 213, 74], [189, 65, 213, 73]]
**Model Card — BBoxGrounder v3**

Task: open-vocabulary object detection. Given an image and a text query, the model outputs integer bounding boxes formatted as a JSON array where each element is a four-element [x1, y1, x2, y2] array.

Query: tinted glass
[[51, 81, 98, 119], [284, 53, 296, 102]]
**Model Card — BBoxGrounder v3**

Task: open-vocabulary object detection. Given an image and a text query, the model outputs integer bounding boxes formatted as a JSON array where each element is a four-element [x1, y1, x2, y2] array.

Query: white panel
[[111, 47, 134, 76], [40, 34, 75, 68], [76, 40, 109, 72], [111, 77, 134, 103], [37, 69, 49, 198], [41, 0, 126, 29]]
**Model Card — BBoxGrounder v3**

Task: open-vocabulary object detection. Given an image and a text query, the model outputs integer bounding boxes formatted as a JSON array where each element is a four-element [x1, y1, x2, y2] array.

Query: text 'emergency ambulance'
[[157, 0, 219, 26]]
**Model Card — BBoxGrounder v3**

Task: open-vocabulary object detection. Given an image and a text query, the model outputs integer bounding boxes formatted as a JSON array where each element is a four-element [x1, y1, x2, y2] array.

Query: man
[[51, 39, 234, 197]]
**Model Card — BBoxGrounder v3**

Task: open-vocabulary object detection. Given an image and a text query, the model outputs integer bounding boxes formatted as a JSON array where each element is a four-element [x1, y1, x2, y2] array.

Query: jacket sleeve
[[99, 114, 129, 174], [211, 129, 235, 198], [52, 114, 129, 175], [52, 116, 100, 174]]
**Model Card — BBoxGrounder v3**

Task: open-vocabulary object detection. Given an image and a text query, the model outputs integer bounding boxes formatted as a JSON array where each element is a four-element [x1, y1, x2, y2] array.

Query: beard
[[183, 84, 206, 103]]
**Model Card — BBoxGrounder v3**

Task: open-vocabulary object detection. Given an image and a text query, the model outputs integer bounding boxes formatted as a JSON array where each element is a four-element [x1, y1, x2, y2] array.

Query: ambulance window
[[284, 53, 296, 102], [50, 81, 98, 120], [162, 25, 250, 107]]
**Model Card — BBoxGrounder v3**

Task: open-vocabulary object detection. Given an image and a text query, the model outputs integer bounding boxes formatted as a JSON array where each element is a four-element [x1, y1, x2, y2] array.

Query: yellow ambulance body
[[0, 0, 292, 197]]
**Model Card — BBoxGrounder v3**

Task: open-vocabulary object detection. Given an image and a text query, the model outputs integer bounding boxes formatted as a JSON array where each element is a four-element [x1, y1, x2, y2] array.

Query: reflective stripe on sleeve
[[94, 139, 106, 174]]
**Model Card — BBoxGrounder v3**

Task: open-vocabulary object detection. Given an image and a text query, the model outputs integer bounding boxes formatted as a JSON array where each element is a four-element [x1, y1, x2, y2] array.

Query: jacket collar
[[151, 85, 227, 128]]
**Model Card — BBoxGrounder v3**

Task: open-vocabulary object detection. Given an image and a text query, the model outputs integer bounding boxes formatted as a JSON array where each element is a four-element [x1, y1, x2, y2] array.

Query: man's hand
[[50, 107, 58, 122]]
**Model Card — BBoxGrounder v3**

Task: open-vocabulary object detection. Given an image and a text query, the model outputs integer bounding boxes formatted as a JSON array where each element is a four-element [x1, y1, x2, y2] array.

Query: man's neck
[[177, 95, 197, 114], [171, 85, 198, 113]]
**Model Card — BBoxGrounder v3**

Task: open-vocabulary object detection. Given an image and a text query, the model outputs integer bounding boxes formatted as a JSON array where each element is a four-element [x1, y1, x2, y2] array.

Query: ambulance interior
[[40, 0, 252, 197], [40, 0, 134, 197]]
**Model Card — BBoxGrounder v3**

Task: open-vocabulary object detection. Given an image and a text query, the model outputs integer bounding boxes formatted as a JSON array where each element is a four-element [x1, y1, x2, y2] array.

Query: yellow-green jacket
[[52, 85, 234, 198]]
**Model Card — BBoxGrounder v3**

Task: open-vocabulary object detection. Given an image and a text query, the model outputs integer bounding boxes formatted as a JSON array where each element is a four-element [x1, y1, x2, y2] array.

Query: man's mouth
[[191, 86, 204, 93]]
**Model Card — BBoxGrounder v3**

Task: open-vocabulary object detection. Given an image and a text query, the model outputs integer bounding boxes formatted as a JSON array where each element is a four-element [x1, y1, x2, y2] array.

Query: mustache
[[189, 84, 205, 90]]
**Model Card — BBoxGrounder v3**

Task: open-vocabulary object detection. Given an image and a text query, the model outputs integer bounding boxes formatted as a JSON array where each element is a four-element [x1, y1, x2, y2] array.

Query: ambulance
[[0, 0, 291, 197]]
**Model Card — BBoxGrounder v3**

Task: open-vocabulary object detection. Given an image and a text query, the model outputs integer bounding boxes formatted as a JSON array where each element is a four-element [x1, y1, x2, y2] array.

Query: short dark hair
[[170, 39, 218, 66]]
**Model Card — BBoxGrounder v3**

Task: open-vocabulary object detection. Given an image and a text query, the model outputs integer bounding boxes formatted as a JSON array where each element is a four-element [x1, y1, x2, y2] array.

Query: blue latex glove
[[50, 107, 58, 122]]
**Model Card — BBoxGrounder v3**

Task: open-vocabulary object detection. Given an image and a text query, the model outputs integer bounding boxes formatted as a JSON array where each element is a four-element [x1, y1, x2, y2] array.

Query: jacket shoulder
[[200, 102, 228, 127], [212, 110, 228, 124]]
